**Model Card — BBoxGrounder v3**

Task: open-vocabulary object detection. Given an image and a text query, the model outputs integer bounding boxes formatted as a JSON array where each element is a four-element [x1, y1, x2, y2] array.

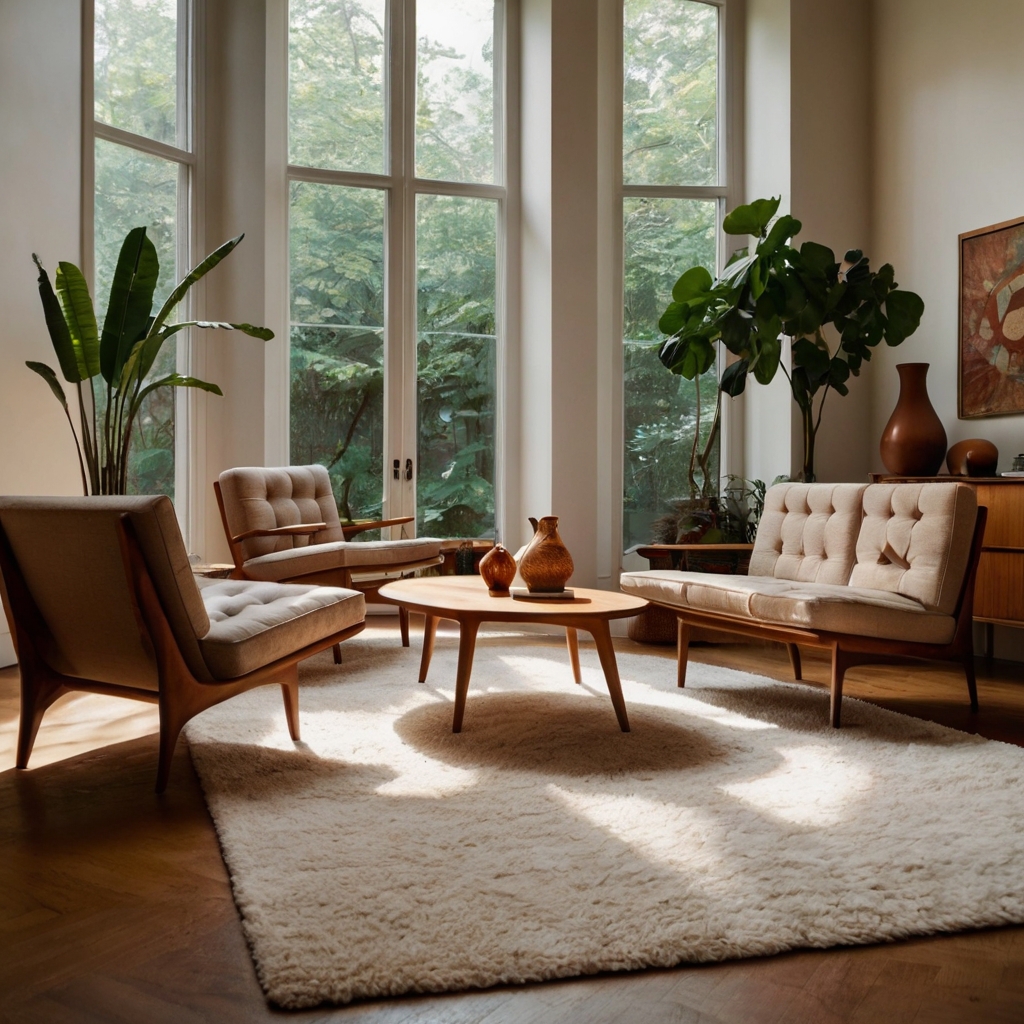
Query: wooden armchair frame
[[667, 507, 988, 727], [0, 515, 364, 793], [214, 481, 441, 647]]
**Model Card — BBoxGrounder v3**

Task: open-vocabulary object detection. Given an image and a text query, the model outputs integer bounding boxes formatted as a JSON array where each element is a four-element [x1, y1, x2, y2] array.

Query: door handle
[[405, 458, 413, 481], [393, 459, 400, 480]]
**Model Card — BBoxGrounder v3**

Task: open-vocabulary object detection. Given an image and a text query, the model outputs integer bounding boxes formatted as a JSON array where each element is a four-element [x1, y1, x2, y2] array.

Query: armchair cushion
[[197, 579, 365, 679], [240, 537, 443, 582], [219, 465, 347, 559]]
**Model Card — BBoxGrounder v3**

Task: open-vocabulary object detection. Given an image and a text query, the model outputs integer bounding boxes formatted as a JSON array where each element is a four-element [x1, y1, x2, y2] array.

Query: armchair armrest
[[341, 516, 414, 539], [231, 523, 328, 544]]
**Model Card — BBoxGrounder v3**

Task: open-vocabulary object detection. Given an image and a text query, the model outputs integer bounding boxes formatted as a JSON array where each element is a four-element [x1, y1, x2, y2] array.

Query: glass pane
[[290, 182, 386, 525], [623, 197, 717, 550], [95, 139, 180, 498], [94, 0, 180, 147], [416, 0, 496, 183], [289, 0, 387, 175], [623, 0, 718, 187], [417, 195, 497, 538]]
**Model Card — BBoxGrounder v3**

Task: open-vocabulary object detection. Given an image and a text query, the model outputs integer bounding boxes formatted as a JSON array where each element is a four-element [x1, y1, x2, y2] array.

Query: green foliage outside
[[622, 0, 721, 550], [289, 0, 497, 538]]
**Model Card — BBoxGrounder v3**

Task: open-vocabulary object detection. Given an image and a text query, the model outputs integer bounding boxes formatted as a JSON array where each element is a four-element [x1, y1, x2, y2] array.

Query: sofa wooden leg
[[399, 605, 410, 648], [830, 645, 848, 728], [156, 702, 187, 795], [676, 618, 691, 688], [332, 642, 343, 665], [963, 653, 979, 711], [787, 643, 802, 680]]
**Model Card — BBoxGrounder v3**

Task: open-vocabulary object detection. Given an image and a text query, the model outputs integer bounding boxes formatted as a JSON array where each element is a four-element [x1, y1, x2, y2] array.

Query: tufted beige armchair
[[0, 495, 366, 791], [215, 465, 443, 647]]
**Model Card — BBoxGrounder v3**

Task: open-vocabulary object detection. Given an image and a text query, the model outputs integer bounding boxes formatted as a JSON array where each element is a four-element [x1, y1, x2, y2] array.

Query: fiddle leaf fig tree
[[658, 196, 925, 481], [30, 228, 273, 494]]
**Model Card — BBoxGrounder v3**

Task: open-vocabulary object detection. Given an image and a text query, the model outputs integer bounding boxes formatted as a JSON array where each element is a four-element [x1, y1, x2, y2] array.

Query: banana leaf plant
[[29, 228, 273, 494], [657, 197, 925, 481]]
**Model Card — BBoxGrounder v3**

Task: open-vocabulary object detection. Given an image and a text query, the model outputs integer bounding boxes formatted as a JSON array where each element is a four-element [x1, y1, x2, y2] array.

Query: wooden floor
[[2, 621, 1024, 1023]]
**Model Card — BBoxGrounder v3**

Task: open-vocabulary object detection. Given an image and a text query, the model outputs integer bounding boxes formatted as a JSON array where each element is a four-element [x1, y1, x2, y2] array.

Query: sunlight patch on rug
[[184, 636, 1024, 1009]]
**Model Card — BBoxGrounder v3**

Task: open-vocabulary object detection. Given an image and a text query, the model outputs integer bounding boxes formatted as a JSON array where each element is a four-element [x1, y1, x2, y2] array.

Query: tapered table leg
[[566, 627, 582, 684], [452, 618, 480, 733], [419, 614, 438, 683], [590, 620, 630, 732]]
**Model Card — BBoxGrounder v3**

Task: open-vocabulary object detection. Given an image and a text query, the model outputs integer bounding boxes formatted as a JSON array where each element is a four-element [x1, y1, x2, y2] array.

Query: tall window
[[621, 0, 724, 549], [289, 0, 503, 538], [91, 0, 194, 498]]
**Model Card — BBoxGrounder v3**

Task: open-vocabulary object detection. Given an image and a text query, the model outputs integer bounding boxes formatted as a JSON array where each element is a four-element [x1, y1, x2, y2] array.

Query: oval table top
[[379, 575, 647, 621]]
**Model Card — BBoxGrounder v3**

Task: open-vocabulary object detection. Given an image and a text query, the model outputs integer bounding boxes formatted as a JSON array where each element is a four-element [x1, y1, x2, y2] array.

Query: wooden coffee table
[[378, 576, 648, 733]]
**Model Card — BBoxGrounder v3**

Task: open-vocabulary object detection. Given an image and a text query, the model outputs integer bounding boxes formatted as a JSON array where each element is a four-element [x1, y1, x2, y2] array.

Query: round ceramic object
[[479, 544, 517, 595], [879, 363, 947, 476], [946, 439, 999, 477]]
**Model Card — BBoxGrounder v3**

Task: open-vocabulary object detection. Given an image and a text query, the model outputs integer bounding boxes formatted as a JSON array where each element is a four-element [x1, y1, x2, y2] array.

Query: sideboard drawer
[[974, 551, 1024, 622]]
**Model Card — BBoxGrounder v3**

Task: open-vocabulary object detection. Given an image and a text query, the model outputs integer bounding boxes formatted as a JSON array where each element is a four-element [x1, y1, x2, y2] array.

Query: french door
[[287, 0, 504, 540]]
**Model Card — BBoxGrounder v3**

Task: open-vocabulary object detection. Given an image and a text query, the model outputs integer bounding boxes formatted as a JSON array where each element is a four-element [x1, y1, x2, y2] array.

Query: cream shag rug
[[184, 636, 1024, 1009]]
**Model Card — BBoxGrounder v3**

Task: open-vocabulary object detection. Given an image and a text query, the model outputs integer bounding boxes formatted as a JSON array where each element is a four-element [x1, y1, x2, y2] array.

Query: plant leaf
[[26, 360, 69, 410], [723, 197, 781, 237], [162, 319, 275, 341], [884, 289, 925, 345], [32, 255, 81, 383], [55, 261, 100, 379], [720, 359, 748, 397], [671, 266, 713, 303], [756, 215, 802, 256], [133, 373, 224, 414], [148, 235, 245, 339], [100, 227, 159, 385]]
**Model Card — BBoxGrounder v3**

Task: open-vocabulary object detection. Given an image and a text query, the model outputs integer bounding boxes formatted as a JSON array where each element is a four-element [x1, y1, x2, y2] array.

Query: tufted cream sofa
[[620, 482, 987, 726], [0, 495, 366, 791]]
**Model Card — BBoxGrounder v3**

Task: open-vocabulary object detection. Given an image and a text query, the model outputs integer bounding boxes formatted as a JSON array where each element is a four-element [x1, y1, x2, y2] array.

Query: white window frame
[[81, 0, 202, 542], [284, 0, 509, 537]]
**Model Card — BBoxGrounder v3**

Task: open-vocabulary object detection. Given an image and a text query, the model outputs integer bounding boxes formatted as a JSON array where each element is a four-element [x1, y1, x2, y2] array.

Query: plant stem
[[687, 372, 701, 497]]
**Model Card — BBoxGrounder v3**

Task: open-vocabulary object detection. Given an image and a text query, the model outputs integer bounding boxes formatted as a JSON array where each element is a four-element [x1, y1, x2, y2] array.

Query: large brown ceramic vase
[[879, 363, 947, 476], [519, 516, 574, 592]]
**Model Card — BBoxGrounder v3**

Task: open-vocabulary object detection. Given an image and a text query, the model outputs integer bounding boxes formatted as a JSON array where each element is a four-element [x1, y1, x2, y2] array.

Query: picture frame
[[959, 214, 1024, 418]]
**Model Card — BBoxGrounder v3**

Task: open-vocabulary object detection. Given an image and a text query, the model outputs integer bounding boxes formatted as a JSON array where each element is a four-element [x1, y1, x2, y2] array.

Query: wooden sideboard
[[870, 475, 1024, 650]]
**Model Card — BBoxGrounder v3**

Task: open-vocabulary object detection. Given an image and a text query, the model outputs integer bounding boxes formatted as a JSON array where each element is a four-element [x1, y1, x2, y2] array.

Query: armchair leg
[[676, 618, 691, 688], [17, 671, 67, 770], [156, 698, 188, 795], [399, 605, 410, 648], [281, 665, 301, 741], [332, 642, 343, 665]]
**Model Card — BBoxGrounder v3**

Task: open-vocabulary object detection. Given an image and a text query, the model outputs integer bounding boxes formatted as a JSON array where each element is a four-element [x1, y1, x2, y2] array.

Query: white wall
[[0, 0, 83, 666], [872, 0, 1024, 658]]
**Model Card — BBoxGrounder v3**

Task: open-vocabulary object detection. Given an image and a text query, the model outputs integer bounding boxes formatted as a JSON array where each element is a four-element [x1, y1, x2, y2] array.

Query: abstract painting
[[959, 215, 1024, 418]]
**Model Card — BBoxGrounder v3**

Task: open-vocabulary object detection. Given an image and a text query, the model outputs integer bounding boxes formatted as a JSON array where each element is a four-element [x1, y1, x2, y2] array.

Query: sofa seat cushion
[[196, 579, 365, 679], [619, 570, 956, 645], [241, 538, 442, 582]]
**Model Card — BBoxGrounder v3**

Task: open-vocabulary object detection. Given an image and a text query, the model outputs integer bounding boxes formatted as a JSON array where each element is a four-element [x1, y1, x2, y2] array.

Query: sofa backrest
[[0, 495, 213, 689], [218, 465, 345, 561], [750, 483, 869, 585], [849, 482, 978, 614]]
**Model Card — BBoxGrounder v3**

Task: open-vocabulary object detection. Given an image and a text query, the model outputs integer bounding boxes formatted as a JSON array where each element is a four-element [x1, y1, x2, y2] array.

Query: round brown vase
[[519, 516, 574, 592], [945, 438, 999, 477], [479, 544, 517, 595], [879, 363, 947, 476]]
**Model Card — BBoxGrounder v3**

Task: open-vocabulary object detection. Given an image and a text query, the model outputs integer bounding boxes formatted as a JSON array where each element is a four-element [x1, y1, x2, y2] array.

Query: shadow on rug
[[184, 636, 1024, 1009]]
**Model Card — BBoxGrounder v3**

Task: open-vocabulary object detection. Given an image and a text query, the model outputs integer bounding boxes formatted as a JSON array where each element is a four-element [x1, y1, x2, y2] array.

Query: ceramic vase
[[945, 438, 999, 477], [479, 544, 517, 595], [519, 516, 574, 592], [879, 363, 947, 476]]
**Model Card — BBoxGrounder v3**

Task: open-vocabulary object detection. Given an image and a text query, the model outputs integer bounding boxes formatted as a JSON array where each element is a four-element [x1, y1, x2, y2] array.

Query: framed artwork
[[959, 214, 1024, 418]]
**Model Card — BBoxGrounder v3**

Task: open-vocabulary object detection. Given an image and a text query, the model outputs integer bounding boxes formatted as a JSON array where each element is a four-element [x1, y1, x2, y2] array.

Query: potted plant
[[657, 197, 925, 481], [29, 228, 272, 494]]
